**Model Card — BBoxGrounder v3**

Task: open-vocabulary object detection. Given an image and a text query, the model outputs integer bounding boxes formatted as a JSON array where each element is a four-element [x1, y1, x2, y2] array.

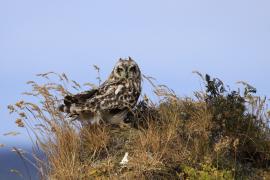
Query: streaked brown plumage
[[59, 57, 142, 125]]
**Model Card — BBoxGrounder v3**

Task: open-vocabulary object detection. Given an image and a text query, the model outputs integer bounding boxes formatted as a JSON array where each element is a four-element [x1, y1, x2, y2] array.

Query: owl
[[59, 57, 142, 126]]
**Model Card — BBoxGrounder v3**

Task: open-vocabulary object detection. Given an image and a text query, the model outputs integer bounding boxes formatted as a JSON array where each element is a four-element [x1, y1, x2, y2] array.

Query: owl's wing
[[59, 88, 98, 113], [66, 89, 97, 104], [85, 82, 132, 112]]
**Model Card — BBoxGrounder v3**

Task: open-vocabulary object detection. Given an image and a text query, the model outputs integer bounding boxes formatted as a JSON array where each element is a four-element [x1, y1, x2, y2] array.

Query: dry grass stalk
[[7, 71, 270, 179]]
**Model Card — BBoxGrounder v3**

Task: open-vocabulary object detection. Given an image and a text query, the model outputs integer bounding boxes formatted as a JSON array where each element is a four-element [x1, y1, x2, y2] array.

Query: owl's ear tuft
[[119, 58, 124, 61], [128, 56, 133, 61]]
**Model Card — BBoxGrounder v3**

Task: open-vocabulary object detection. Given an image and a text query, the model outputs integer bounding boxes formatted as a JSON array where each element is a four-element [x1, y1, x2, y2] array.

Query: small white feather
[[120, 152, 129, 165], [115, 85, 124, 95]]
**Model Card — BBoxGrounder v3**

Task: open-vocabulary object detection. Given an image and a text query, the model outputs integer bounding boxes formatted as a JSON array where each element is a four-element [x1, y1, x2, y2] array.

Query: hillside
[[7, 72, 270, 179]]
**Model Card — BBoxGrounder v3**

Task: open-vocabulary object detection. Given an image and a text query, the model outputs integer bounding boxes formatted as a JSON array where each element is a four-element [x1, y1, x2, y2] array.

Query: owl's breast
[[120, 80, 141, 106], [96, 80, 141, 111]]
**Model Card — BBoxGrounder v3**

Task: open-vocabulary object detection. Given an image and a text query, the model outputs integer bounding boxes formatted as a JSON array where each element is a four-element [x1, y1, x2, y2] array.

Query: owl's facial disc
[[115, 66, 126, 79], [113, 58, 141, 80], [128, 65, 138, 79]]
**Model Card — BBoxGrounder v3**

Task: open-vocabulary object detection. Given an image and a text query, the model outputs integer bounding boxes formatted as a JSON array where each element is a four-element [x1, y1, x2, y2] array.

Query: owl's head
[[112, 57, 141, 81]]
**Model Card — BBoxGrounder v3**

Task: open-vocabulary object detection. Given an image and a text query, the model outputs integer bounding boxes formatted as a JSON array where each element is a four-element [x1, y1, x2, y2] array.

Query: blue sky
[[1, 0, 270, 147]]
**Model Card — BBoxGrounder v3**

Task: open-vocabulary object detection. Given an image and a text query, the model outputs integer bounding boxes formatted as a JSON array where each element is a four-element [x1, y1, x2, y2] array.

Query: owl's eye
[[117, 67, 124, 73], [129, 66, 137, 73]]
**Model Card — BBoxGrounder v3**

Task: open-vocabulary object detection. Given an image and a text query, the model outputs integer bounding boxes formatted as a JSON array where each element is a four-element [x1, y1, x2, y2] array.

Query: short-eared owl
[[60, 57, 142, 126]]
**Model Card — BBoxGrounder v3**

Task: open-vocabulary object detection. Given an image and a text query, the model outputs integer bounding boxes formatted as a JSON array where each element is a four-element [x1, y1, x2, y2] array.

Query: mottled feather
[[60, 57, 142, 125]]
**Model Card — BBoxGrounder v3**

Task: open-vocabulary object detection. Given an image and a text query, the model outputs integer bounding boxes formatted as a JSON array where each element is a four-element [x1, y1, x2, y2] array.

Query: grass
[[6, 70, 270, 179]]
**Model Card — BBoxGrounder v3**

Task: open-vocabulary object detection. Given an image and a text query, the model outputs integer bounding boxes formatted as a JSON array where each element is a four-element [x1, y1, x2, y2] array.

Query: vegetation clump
[[7, 71, 270, 179]]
